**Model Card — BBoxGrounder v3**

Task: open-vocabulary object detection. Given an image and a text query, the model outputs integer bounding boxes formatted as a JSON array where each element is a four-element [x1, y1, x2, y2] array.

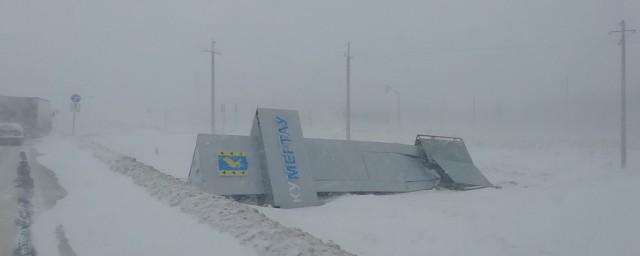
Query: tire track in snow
[[14, 151, 36, 256], [0, 146, 19, 256]]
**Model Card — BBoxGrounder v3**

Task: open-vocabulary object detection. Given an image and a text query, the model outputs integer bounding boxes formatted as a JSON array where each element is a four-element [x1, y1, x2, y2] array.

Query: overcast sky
[[0, 0, 638, 143]]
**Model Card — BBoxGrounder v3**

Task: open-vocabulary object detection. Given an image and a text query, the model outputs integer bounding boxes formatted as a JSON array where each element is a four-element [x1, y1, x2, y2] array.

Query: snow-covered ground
[[32, 138, 256, 256], [260, 146, 640, 256], [92, 130, 196, 178], [92, 128, 640, 256]]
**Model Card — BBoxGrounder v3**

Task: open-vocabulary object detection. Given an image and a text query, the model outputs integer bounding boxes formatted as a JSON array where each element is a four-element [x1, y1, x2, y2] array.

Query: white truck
[[0, 95, 52, 139]]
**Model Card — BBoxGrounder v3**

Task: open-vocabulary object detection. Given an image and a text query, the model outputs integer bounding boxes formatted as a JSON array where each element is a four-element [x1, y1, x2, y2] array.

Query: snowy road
[[0, 146, 19, 256], [1, 144, 72, 256], [32, 139, 257, 256]]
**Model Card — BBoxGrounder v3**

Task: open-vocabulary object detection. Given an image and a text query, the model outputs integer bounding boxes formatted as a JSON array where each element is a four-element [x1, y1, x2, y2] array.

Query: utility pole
[[385, 84, 401, 129], [472, 95, 477, 129], [564, 74, 570, 132], [564, 75, 569, 112], [610, 20, 636, 169], [204, 40, 219, 134], [345, 41, 353, 140], [221, 103, 226, 134], [163, 108, 169, 131]]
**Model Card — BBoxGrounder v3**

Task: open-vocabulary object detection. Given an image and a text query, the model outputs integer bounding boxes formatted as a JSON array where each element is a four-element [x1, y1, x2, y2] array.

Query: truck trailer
[[0, 95, 53, 138]]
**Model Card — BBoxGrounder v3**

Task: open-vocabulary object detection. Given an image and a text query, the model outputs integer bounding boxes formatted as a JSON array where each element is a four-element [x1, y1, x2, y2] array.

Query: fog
[[1, 0, 638, 145]]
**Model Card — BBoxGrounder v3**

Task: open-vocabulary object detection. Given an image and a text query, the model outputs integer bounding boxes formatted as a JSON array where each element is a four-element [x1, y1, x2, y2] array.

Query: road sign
[[70, 94, 81, 135], [70, 103, 80, 112], [70, 94, 81, 103]]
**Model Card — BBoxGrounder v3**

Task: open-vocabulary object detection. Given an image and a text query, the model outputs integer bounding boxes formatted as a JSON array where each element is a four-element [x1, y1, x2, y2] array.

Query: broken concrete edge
[[76, 138, 357, 256]]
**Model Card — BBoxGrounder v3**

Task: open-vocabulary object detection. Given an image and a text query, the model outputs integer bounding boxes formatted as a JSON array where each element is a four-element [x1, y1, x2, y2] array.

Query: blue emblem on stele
[[218, 151, 248, 176]]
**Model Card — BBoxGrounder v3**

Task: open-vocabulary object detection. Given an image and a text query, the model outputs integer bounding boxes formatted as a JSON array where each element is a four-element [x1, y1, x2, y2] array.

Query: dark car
[[0, 122, 25, 146]]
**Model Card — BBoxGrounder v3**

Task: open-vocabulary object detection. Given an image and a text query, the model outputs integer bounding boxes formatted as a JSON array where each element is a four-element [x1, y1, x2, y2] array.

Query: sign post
[[70, 94, 81, 135]]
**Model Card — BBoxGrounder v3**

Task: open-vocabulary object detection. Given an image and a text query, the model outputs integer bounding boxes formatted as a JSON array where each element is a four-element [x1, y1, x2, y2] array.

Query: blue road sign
[[71, 94, 81, 103]]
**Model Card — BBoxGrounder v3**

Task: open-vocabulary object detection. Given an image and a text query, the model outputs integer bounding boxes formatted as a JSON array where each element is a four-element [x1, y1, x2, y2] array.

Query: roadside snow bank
[[83, 140, 355, 256]]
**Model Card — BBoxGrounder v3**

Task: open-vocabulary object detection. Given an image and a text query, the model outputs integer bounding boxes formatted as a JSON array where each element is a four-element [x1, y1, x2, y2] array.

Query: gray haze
[[1, 0, 639, 145]]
